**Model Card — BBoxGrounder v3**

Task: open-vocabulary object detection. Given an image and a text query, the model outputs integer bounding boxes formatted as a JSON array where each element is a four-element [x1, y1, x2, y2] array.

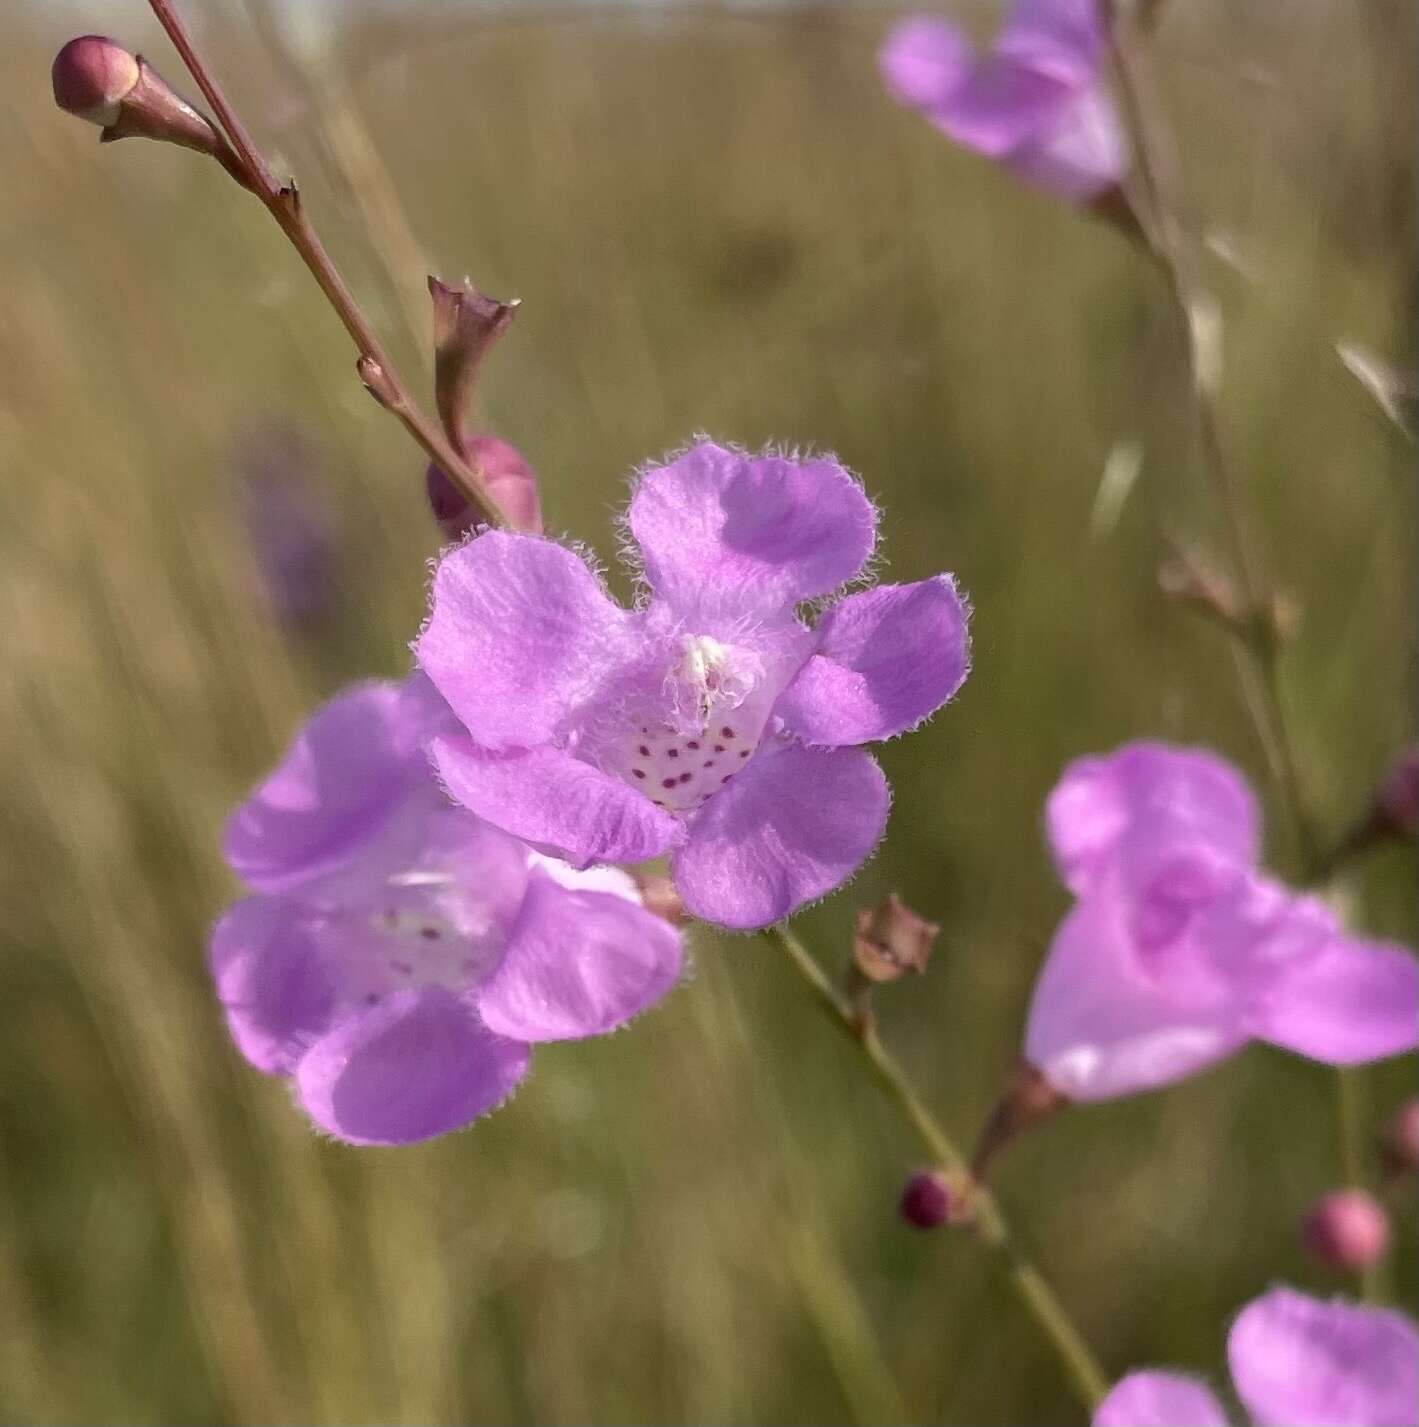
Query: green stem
[[767, 925, 1111, 1413], [1105, 3, 1363, 1226]]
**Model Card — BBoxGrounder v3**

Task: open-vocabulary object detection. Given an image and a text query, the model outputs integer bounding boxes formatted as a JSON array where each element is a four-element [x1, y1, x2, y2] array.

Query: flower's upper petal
[[1228, 1287, 1419, 1427], [626, 443, 877, 619], [294, 986, 529, 1146], [224, 679, 445, 894], [673, 742, 889, 930], [476, 868, 682, 1042], [209, 896, 337, 1074], [879, 14, 975, 111], [1005, 84, 1127, 200], [937, 52, 1077, 156], [417, 531, 636, 751], [998, 0, 1106, 86], [1046, 742, 1262, 898], [1250, 934, 1419, 1066], [775, 577, 970, 746], [1023, 891, 1248, 1101], [1093, 1372, 1230, 1427], [431, 735, 680, 869]]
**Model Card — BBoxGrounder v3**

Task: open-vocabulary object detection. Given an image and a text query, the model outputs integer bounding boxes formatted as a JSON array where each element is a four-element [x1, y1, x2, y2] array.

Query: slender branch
[[144, 0, 504, 528], [1104, 2, 1318, 877], [1104, 4, 1374, 1260], [767, 925, 1111, 1412]]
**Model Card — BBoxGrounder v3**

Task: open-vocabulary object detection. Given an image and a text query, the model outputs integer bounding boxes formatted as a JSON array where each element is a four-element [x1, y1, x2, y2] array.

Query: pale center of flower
[[602, 634, 775, 815], [340, 880, 506, 1007]]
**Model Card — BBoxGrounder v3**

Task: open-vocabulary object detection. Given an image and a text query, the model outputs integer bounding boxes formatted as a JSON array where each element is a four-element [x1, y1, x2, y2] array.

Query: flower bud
[[898, 1169, 954, 1230], [853, 892, 939, 983], [1301, 1190, 1390, 1273], [52, 36, 140, 127], [426, 435, 541, 541], [1379, 1097, 1419, 1178], [1374, 748, 1419, 841], [52, 37, 252, 189]]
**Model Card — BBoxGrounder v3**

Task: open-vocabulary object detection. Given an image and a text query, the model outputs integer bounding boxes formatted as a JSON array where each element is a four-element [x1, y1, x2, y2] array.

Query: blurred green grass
[[0, 2, 1414, 1422]]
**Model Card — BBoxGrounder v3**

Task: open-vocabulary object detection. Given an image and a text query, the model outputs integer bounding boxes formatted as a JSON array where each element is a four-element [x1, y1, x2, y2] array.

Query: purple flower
[[1024, 742, 1418, 1100], [879, 0, 1126, 202], [1095, 1286, 1419, 1427], [416, 441, 970, 931], [212, 676, 682, 1145]]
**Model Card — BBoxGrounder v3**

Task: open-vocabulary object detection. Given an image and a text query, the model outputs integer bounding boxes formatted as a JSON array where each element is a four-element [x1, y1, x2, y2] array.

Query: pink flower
[[879, 0, 1127, 202], [1024, 742, 1418, 1100], [1096, 1286, 1418, 1427]]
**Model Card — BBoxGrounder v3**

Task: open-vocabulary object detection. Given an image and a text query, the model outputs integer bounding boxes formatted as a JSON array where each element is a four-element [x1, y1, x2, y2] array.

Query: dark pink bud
[[1375, 748, 1419, 840], [1301, 1190, 1390, 1272], [853, 892, 939, 983], [1380, 1097, 1419, 1178], [52, 36, 139, 126], [899, 1170, 954, 1230], [426, 435, 540, 540]]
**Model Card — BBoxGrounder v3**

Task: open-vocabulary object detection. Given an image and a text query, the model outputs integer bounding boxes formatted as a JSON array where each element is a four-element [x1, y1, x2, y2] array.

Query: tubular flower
[[879, 0, 1126, 202], [417, 440, 970, 930], [212, 676, 682, 1145], [1024, 742, 1418, 1100], [1095, 1286, 1419, 1427]]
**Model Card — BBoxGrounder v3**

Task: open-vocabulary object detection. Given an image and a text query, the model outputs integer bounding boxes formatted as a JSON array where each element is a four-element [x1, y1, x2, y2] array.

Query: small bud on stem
[[853, 893, 939, 983], [899, 1169, 957, 1230], [1301, 1190, 1390, 1273], [53, 36, 253, 191]]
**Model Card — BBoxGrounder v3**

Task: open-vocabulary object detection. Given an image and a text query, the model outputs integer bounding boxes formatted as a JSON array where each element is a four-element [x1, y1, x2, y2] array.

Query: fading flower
[[417, 440, 970, 931], [212, 676, 682, 1145], [1095, 1286, 1418, 1427], [879, 0, 1127, 202], [1023, 742, 1418, 1100]]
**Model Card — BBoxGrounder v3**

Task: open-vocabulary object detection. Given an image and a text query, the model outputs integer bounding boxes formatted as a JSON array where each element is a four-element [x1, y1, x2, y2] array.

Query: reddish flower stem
[[144, 0, 504, 528]]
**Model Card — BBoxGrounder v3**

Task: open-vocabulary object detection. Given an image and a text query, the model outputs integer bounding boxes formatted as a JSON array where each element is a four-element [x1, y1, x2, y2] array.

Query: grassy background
[[1, 1, 1414, 1421]]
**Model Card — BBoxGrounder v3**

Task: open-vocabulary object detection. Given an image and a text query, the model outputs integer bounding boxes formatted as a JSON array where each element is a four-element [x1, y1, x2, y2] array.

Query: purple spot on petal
[[662, 778, 677, 790], [739, 750, 750, 759], [704, 761, 715, 769], [713, 744, 725, 753], [667, 748, 679, 759], [687, 740, 700, 750], [633, 768, 646, 779], [419, 926, 440, 940], [721, 726, 735, 738], [679, 773, 692, 784]]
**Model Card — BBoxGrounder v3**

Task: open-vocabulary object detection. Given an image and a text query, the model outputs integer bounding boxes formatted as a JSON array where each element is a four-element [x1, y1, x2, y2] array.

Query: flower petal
[[476, 869, 682, 1042], [431, 735, 680, 868], [1251, 935, 1419, 1066], [626, 443, 876, 619], [1093, 1372, 1229, 1427], [1006, 84, 1127, 200], [1046, 743, 1262, 899], [879, 14, 975, 111], [224, 679, 444, 894], [938, 52, 1077, 156], [1228, 1286, 1419, 1427], [998, 0, 1106, 85], [1023, 893, 1248, 1101], [294, 987, 529, 1146], [209, 896, 336, 1074], [673, 742, 889, 930], [417, 531, 635, 751], [775, 577, 970, 746]]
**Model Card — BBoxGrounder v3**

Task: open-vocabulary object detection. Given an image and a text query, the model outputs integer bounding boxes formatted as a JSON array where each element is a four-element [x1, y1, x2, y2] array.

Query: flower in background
[[417, 440, 970, 931], [879, 0, 1126, 203], [1095, 1286, 1418, 1427], [1023, 742, 1418, 1100], [236, 422, 341, 627], [212, 676, 682, 1145]]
